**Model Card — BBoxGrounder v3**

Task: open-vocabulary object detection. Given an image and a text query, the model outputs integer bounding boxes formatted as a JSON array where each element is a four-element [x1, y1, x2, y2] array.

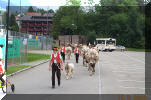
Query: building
[[18, 12, 53, 36], [56, 35, 87, 46]]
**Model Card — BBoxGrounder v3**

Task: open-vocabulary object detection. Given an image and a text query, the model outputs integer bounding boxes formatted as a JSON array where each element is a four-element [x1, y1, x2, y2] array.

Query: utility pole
[[5, 0, 10, 72]]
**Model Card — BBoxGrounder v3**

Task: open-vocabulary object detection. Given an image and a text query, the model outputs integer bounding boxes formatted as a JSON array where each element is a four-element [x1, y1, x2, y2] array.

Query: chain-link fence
[[7, 30, 52, 66]]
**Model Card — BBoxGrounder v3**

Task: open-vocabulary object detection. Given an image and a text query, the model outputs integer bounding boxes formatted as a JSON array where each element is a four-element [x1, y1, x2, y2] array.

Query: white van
[[96, 38, 116, 52]]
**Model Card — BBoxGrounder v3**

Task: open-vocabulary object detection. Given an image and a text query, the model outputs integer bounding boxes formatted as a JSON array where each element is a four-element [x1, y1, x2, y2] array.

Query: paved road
[[100, 51, 145, 94], [7, 51, 145, 94]]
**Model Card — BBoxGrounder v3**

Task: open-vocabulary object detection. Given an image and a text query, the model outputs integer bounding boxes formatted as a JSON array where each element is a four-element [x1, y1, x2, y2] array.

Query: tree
[[48, 9, 54, 13], [51, 0, 145, 48], [27, 6, 35, 12], [2, 12, 7, 25], [65, 0, 81, 6], [9, 14, 19, 31], [87, 31, 96, 44], [52, 6, 84, 38], [94, 0, 145, 48], [37, 8, 46, 14]]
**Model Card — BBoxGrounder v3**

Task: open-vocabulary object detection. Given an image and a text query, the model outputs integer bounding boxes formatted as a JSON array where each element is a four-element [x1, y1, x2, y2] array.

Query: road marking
[[112, 67, 144, 70], [98, 54, 101, 94], [120, 86, 145, 90], [112, 70, 144, 74], [121, 53, 145, 64], [118, 80, 145, 82]]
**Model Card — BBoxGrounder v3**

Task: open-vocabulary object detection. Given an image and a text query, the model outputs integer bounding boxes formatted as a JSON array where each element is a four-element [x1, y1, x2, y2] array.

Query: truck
[[96, 38, 116, 52]]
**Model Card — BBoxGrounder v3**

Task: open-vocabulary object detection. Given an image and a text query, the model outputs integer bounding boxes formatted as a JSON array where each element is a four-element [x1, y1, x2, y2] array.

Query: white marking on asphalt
[[112, 71, 144, 74], [118, 80, 145, 82], [98, 54, 101, 94], [121, 53, 145, 64], [120, 86, 145, 90], [112, 67, 144, 70]]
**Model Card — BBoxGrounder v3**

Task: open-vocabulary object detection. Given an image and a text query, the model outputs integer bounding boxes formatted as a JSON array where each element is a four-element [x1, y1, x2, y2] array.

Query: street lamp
[[71, 23, 74, 44], [64, 28, 65, 45]]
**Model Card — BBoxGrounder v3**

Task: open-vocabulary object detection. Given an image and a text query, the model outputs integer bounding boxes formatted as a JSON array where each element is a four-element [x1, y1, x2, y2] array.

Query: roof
[[17, 13, 53, 22]]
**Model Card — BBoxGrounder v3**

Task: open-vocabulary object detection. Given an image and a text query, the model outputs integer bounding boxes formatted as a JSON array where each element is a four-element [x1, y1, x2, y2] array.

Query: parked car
[[116, 45, 125, 51]]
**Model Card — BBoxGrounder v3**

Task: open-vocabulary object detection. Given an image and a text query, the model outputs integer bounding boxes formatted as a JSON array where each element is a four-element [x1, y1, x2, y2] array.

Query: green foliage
[[48, 9, 54, 13], [66, 0, 81, 6], [100, 0, 138, 6], [2, 12, 7, 25], [52, 0, 145, 49], [36, 8, 54, 14], [27, 53, 50, 62], [52, 6, 83, 37], [87, 31, 96, 44], [37, 8, 46, 14], [126, 48, 145, 52], [27, 6, 35, 12], [7, 65, 30, 75], [9, 14, 19, 31]]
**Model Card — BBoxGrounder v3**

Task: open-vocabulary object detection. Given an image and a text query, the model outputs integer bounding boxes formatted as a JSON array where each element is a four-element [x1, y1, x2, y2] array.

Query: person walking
[[74, 45, 81, 63], [60, 44, 66, 63], [0, 44, 3, 61], [49, 47, 63, 89]]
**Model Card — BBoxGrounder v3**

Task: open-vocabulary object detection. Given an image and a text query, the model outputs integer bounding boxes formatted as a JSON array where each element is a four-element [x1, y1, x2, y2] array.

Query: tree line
[[52, 0, 146, 49], [1, 0, 148, 49]]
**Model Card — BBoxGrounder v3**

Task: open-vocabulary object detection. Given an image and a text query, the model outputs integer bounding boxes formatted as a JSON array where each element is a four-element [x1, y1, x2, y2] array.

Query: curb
[[7, 60, 49, 77]]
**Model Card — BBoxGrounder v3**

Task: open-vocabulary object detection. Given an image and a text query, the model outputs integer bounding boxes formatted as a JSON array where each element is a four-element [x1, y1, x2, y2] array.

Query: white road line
[[112, 67, 144, 70], [98, 54, 101, 94], [120, 86, 145, 90], [121, 53, 145, 64], [118, 80, 145, 82], [112, 71, 144, 74]]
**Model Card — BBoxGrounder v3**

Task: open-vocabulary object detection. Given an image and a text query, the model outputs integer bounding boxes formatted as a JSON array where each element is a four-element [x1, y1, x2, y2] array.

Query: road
[[7, 51, 145, 94]]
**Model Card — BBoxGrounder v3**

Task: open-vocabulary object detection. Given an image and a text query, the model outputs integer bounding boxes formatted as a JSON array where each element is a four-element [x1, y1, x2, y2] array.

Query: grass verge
[[27, 53, 50, 62], [126, 48, 145, 52], [7, 65, 30, 75]]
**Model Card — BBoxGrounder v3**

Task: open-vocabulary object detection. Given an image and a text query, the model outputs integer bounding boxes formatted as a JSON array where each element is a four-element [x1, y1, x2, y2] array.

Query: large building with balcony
[[18, 12, 53, 36]]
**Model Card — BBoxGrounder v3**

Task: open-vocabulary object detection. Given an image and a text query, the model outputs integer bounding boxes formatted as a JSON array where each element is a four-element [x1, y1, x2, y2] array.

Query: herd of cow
[[63, 44, 99, 79]]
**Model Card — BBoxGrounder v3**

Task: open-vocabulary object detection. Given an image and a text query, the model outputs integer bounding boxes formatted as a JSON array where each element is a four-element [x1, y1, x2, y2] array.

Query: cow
[[87, 48, 99, 76], [64, 62, 74, 80], [69, 43, 79, 53], [81, 45, 89, 67], [66, 46, 72, 60]]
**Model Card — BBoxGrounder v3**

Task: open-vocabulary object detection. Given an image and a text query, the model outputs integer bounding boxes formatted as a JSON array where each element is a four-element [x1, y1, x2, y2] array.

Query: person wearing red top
[[60, 44, 66, 63], [74, 45, 81, 63], [0, 60, 5, 86], [49, 47, 63, 89]]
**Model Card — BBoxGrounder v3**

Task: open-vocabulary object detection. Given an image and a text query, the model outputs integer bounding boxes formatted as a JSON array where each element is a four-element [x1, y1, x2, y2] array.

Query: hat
[[53, 46, 58, 51]]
